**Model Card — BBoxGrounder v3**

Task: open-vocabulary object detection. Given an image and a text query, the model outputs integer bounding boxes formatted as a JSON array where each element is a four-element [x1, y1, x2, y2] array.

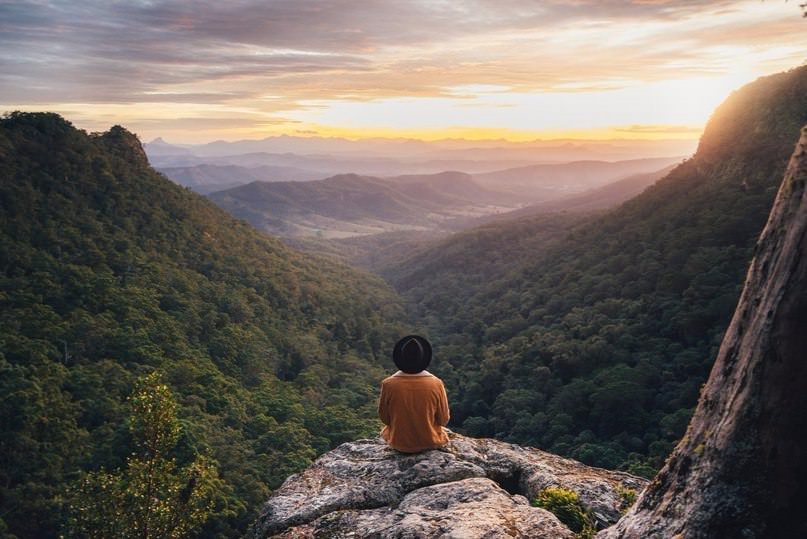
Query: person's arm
[[378, 381, 391, 426], [435, 380, 450, 426]]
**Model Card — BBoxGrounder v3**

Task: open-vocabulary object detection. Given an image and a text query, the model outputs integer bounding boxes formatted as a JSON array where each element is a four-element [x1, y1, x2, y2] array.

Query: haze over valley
[[150, 138, 683, 243]]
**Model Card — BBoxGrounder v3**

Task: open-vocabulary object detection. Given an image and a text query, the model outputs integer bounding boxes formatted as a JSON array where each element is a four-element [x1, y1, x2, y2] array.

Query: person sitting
[[378, 335, 450, 453]]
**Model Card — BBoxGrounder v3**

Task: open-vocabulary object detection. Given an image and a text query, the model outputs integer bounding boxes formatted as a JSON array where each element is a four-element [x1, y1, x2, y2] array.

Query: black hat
[[392, 335, 432, 374]]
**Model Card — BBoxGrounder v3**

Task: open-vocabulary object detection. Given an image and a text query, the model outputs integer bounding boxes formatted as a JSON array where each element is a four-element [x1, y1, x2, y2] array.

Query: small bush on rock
[[532, 486, 595, 538]]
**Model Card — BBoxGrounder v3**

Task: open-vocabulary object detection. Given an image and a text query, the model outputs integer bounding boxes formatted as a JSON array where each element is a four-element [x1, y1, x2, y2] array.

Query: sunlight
[[287, 71, 763, 141]]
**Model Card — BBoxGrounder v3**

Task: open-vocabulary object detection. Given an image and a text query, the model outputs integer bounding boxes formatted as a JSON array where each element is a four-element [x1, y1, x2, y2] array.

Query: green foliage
[[385, 65, 807, 476], [617, 486, 637, 514], [0, 518, 16, 539], [0, 112, 405, 537], [65, 373, 218, 538], [129, 372, 181, 459], [532, 487, 596, 538]]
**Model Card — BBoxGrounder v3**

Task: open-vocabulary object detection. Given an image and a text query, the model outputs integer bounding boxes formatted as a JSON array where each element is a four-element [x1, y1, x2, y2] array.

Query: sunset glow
[[1, 0, 805, 143]]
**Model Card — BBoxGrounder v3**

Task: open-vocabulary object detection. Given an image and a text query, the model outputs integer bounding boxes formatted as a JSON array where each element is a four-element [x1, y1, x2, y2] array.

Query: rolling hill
[[498, 164, 678, 218], [281, 164, 678, 271], [473, 157, 682, 199], [208, 171, 521, 238], [157, 163, 324, 193]]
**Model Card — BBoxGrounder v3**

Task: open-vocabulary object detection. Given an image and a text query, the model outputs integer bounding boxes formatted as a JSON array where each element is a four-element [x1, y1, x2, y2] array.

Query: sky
[[0, 0, 805, 143]]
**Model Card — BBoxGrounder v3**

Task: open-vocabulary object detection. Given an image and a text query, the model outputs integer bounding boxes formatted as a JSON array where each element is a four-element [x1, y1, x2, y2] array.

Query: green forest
[[0, 112, 406, 537], [1, 64, 806, 539], [384, 65, 807, 477]]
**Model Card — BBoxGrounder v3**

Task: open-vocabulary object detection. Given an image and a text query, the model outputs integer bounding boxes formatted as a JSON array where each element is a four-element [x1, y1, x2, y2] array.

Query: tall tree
[[66, 372, 219, 539]]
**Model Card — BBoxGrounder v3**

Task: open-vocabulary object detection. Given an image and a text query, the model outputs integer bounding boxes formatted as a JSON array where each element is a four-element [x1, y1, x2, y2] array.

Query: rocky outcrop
[[249, 432, 646, 538], [270, 478, 577, 539], [599, 126, 807, 539], [96, 125, 150, 168]]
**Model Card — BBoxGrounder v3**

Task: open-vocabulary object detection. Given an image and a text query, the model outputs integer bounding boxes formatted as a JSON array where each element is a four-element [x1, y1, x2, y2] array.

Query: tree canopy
[[0, 112, 406, 537]]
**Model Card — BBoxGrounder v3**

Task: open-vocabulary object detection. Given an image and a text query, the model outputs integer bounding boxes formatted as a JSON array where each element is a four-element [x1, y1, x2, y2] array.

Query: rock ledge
[[249, 432, 646, 538]]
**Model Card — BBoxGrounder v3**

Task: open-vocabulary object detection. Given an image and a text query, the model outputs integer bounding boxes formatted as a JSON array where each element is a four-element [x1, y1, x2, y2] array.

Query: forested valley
[[1, 64, 806, 539], [383, 65, 807, 477]]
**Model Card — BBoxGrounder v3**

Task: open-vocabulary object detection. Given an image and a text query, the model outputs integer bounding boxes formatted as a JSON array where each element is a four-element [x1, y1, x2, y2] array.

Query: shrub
[[532, 486, 596, 538]]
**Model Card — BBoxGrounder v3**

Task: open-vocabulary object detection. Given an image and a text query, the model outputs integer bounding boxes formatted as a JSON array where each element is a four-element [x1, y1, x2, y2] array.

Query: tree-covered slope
[[208, 171, 519, 238], [386, 65, 807, 476], [0, 113, 405, 538]]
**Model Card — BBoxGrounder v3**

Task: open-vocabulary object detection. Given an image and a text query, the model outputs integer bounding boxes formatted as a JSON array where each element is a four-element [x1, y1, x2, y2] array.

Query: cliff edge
[[598, 127, 807, 539], [249, 432, 646, 538]]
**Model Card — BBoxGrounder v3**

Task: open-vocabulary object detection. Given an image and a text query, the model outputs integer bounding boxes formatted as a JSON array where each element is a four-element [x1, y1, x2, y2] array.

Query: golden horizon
[[2, 1, 804, 145]]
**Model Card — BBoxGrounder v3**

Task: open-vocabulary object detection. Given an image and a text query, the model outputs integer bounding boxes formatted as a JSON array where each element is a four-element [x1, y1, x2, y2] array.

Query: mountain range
[[495, 164, 677, 218], [147, 134, 694, 163], [147, 135, 689, 189], [202, 158, 679, 241], [472, 157, 681, 199], [157, 163, 324, 194]]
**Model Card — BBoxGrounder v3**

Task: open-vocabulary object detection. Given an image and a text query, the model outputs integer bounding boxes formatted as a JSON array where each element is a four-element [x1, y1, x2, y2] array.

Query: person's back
[[378, 335, 450, 453]]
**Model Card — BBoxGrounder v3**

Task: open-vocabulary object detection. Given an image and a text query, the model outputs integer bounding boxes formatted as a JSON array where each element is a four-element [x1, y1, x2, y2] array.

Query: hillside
[[249, 124, 807, 539], [0, 113, 406, 538], [385, 65, 807, 476], [209, 171, 520, 238], [157, 163, 323, 194], [513, 164, 677, 216], [473, 157, 681, 199]]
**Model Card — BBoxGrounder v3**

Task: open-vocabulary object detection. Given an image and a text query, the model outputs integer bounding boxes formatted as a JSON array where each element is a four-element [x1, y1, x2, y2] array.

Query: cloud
[[1, 0, 804, 139], [132, 116, 295, 129], [614, 124, 703, 134]]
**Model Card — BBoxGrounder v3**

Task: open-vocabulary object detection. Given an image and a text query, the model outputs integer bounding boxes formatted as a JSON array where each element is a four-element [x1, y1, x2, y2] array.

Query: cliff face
[[599, 126, 807, 539], [249, 432, 646, 538]]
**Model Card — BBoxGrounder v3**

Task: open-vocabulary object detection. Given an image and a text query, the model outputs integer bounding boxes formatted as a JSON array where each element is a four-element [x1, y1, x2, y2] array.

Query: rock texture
[[271, 478, 576, 539], [599, 126, 807, 539], [249, 432, 646, 538]]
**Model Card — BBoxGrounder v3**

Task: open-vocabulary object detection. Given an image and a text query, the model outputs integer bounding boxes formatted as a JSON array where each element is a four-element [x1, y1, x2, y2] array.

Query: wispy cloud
[[1, 0, 804, 141], [615, 124, 703, 134]]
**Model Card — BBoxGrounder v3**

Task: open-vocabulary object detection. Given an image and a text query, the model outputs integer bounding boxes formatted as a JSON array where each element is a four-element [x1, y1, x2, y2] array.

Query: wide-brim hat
[[392, 335, 432, 374]]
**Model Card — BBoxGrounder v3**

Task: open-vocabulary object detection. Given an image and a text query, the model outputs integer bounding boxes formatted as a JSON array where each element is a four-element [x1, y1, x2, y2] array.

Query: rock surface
[[272, 478, 576, 539], [598, 127, 807, 539], [249, 432, 646, 538]]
